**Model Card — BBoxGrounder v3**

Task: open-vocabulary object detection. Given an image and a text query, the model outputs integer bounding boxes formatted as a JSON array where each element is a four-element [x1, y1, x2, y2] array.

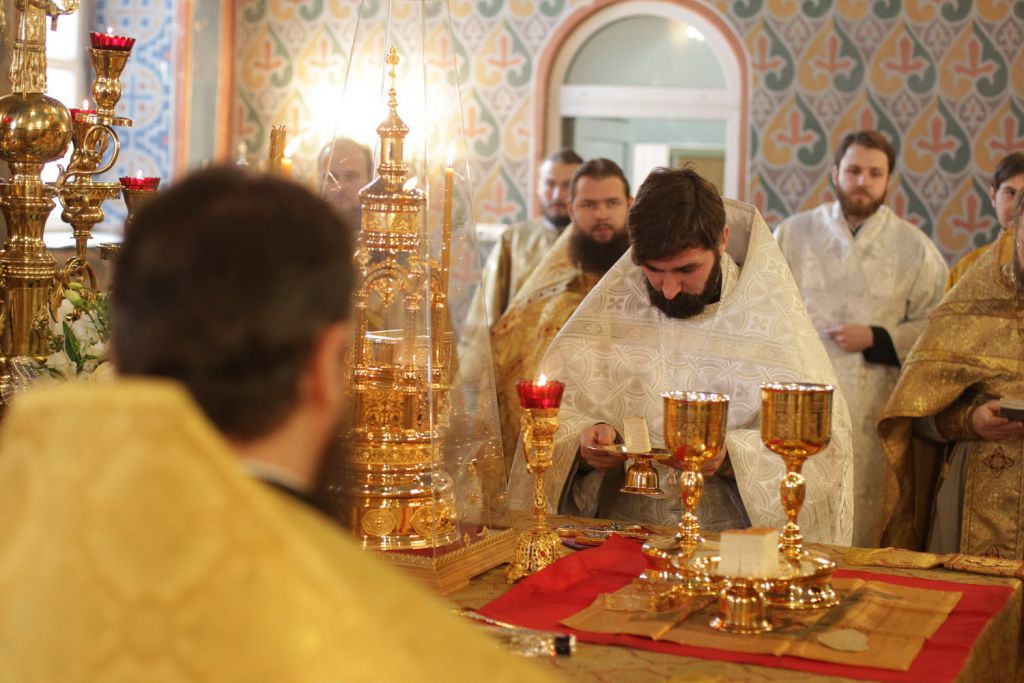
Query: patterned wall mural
[[233, 0, 1024, 262]]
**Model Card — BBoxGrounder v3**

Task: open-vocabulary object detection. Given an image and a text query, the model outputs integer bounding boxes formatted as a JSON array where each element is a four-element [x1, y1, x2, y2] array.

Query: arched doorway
[[534, 0, 749, 203]]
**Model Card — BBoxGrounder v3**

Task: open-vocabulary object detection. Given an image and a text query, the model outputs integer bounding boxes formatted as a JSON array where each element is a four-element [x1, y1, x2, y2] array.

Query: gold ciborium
[[760, 383, 832, 559], [639, 391, 728, 594], [507, 378, 565, 582]]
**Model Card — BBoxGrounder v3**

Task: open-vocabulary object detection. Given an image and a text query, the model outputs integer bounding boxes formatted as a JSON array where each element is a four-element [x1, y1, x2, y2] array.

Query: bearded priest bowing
[[508, 167, 854, 546]]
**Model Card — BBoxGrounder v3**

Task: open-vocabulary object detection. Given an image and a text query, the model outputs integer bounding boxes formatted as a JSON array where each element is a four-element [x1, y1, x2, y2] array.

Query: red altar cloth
[[479, 535, 1013, 682]]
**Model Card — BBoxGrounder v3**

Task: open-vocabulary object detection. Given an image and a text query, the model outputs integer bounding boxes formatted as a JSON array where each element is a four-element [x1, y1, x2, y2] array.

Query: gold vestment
[[492, 226, 600, 468], [474, 217, 561, 328], [0, 380, 558, 682], [879, 237, 1024, 558], [945, 230, 1014, 292]]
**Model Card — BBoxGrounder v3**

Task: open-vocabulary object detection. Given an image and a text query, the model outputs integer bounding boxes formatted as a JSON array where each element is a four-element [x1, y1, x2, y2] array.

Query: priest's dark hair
[[993, 151, 1024, 192], [569, 157, 630, 202], [833, 130, 896, 175], [112, 166, 355, 440], [628, 165, 725, 265]]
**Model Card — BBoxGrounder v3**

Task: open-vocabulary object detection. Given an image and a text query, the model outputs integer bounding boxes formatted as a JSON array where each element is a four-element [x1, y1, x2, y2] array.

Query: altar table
[[449, 532, 1022, 683]]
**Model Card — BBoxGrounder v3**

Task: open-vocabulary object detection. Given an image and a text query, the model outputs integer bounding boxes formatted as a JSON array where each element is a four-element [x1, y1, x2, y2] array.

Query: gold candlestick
[[507, 378, 565, 582], [760, 383, 832, 559], [268, 125, 286, 174]]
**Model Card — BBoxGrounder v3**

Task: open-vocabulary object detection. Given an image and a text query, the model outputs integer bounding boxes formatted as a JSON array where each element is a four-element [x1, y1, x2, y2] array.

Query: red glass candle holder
[[90, 32, 136, 51], [69, 108, 97, 123], [516, 379, 565, 410], [119, 176, 160, 191]]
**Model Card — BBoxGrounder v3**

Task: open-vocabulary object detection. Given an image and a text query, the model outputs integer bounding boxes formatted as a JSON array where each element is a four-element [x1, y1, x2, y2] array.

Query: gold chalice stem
[[779, 456, 806, 559], [677, 457, 704, 554]]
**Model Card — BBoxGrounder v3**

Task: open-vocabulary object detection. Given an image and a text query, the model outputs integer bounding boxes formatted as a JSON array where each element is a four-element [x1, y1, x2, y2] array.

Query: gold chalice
[[760, 382, 839, 610], [760, 383, 832, 559], [639, 391, 728, 593]]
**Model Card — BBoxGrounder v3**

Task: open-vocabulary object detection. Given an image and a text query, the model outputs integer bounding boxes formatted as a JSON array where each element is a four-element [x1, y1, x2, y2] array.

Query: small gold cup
[[90, 48, 131, 118]]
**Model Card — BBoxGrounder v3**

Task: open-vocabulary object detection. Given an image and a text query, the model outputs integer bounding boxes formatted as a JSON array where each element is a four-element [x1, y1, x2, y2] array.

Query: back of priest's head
[[112, 166, 355, 441]]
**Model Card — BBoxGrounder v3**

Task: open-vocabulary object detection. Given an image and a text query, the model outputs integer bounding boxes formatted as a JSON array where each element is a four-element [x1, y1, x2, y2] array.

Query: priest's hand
[[825, 323, 873, 352], [972, 400, 1024, 441], [579, 423, 626, 471]]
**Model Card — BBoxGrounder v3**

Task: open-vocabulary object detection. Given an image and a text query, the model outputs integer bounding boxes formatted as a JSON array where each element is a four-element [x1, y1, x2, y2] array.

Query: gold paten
[[334, 48, 460, 550], [506, 406, 566, 582], [0, 1, 132, 402]]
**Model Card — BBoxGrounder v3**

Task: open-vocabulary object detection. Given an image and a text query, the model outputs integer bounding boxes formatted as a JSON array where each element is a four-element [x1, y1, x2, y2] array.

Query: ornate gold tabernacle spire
[[333, 47, 460, 550]]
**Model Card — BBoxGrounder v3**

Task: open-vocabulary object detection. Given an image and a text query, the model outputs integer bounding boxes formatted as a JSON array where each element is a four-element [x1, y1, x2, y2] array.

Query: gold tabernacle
[[0, 0, 134, 404], [332, 48, 460, 550]]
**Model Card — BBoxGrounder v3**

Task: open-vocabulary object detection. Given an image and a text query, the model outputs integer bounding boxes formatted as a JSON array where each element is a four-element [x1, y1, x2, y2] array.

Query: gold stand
[[640, 392, 728, 594], [761, 382, 839, 610], [507, 407, 564, 582], [710, 577, 773, 635]]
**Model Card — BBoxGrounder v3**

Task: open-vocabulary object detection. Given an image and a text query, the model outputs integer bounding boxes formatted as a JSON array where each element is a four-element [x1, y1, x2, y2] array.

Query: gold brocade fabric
[[878, 234, 1024, 558], [492, 226, 600, 468], [945, 231, 1014, 292], [472, 217, 561, 329], [0, 380, 559, 683]]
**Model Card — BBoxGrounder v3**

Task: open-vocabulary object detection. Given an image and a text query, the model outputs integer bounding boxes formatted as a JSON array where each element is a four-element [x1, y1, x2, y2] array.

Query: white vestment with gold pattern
[[508, 200, 854, 546], [775, 202, 948, 546]]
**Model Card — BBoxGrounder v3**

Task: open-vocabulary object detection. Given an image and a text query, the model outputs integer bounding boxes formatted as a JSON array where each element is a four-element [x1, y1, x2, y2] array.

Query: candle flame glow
[[446, 141, 456, 168], [537, 373, 548, 386], [81, 99, 89, 109], [106, 26, 114, 34], [135, 169, 143, 179], [284, 134, 302, 158]]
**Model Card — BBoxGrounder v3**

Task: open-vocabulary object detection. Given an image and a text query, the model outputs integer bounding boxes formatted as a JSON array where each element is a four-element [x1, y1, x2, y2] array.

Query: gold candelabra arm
[[56, 123, 119, 189]]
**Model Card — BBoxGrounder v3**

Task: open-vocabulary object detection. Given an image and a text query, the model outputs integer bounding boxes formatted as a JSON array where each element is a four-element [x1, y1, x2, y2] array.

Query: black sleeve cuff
[[863, 326, 900, 367]]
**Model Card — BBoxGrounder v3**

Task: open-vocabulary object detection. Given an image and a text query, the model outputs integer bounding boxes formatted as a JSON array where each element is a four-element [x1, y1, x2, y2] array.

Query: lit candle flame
[[106, 25, 114, 35], [284, 134, 302, 159], [81, 99, 89, 110], [135, 169, 143, 180], [446, 141, 456, 168], [536, 373, 548, 386]]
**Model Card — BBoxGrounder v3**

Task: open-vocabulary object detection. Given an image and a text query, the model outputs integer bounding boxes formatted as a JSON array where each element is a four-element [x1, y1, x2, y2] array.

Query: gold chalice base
[[763, 550, 839, 610], [641, 536, 724, 595]]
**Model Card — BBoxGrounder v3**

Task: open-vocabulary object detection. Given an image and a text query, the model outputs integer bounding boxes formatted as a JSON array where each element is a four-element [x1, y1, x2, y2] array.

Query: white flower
[[45, 351, 75, 380], [49, 299, 75, 337], [86, 361, 116, 384], [85, 339, 108, 360], [70, 316, 99, 345]]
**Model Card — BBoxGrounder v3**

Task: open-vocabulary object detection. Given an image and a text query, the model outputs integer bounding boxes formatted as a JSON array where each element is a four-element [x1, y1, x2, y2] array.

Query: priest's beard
[[569, 226, 630, 274], [545, 209, 572, 230], [645, 251, 723, 319], [836, 185, 886, 225]]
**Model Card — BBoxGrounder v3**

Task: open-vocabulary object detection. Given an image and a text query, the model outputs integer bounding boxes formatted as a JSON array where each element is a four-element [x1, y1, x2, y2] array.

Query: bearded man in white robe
[[774, 131, 948, 547], [509, 167, 853, 546]]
